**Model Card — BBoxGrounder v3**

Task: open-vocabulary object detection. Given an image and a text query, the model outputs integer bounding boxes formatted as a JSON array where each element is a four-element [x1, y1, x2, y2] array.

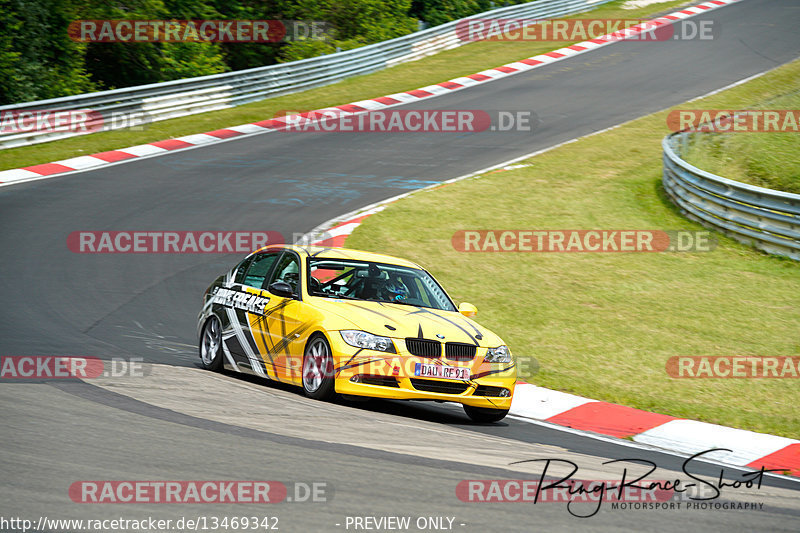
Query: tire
[[463, 405, 509, 423], [302, 334, 336, 400], [199, 316, 224, 371]]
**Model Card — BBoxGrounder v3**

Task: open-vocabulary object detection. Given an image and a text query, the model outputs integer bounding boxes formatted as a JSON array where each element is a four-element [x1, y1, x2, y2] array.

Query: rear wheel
[[302, 334, 335, 400], [199, 316, 223, 371], [463, 405, 509, 423]]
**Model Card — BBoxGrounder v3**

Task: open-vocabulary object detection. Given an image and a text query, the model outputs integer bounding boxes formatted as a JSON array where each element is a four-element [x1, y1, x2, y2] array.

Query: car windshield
[[307, 258, 457, 312]]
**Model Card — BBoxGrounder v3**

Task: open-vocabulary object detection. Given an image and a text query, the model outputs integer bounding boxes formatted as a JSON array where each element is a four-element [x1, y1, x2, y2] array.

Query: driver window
[[242, 252, 280, 288], [269, 253, 301, 294]]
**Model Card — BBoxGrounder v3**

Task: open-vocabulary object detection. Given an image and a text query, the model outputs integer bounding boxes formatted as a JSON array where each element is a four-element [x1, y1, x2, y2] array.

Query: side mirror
[[268, 281, 296, 299], [458, 302, 477, 318]]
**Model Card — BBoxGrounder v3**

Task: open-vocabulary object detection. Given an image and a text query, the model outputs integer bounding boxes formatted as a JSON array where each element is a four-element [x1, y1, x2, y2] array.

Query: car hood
[[308, 298, 504, 347]]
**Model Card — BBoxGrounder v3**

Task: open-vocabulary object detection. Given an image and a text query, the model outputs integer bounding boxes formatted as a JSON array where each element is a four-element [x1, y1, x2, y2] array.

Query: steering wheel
[[309, 277, 323, 295]]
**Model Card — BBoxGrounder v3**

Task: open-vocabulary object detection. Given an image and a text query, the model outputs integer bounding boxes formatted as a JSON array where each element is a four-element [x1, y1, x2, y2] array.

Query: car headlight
[[485, 345, 512, 363], [340, 330, 396, 353]]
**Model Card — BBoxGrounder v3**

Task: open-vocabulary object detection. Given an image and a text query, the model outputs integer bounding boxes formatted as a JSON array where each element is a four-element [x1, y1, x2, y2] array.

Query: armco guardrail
[[0, 0, 614, 149], [662, 132, 800, 260]]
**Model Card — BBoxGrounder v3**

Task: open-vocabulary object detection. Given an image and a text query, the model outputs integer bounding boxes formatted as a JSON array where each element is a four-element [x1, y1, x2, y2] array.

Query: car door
[[218, 251, 281, 376], [247, 251, 315, 384]]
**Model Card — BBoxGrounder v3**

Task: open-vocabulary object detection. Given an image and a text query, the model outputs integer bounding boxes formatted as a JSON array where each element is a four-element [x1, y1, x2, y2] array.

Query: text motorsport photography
[[459, 449, 783, 518]]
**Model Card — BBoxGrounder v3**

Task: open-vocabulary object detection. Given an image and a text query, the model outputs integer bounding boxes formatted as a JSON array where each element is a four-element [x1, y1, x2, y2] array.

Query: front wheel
[[199, 316, 223, 371], [463, 405, 509, 423], [302, 334, 335, 400]]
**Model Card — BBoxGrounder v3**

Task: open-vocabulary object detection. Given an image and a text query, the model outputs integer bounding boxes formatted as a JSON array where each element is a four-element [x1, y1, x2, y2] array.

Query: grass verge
[[346, 58, 800, 439], [0, 0, 694, 171], [682, 88, 800, 194]]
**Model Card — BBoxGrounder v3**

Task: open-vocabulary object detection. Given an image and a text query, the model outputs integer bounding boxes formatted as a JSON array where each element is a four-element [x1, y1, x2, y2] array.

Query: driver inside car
[[356, 264, 410, 302], [356, 264, 388, 300], [380, 277, 409, 302]]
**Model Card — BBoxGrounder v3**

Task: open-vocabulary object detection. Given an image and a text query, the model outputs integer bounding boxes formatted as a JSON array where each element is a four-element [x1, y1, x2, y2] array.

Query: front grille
[[410, 378, 470, 395], [445, 342, 477, 361], [356, 375, 400, 388], [405, 338, 441, 358], [473, 385, 509, 397]]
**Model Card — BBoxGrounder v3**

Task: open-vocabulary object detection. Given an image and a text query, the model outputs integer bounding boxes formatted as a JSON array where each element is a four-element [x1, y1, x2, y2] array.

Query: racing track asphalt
[[1, 0, 799, 530], [2, 365, 799, 532]]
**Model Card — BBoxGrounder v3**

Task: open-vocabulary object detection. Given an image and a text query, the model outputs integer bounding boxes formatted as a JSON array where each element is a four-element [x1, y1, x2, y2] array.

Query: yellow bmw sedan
[[197, 245, 516, 422]]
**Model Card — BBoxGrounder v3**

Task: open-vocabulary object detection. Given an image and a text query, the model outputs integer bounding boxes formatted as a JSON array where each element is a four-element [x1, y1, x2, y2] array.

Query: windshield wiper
[[310, 292, 358, 300], [327, 293, 360, 300], [374, 299, 426, 309]]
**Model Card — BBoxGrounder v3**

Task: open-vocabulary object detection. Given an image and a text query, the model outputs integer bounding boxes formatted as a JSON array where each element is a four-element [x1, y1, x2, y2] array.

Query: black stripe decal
[[408, 308, 479, 346]]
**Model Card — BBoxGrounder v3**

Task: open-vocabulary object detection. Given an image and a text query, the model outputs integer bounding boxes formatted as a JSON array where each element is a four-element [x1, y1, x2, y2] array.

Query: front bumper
[[330, 334, 516, 409]]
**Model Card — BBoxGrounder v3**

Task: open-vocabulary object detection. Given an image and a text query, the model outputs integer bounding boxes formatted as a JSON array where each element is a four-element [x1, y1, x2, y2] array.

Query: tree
[[0, 0, 516, 104], [82, 0, 228, 89], [0, 0, 96, 104], [411, 0, 495, 28]]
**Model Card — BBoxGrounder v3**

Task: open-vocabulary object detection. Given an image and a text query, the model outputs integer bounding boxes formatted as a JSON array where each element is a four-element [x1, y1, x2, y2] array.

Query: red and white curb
[[512, 383, 799, 477], [0, 0, 743, 187]]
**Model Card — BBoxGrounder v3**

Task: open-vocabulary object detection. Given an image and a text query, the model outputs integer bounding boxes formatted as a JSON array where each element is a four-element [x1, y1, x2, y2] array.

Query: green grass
[[0, 0, 694, 171], [346, 59, 800, 439], [682, 89, 800, 194]]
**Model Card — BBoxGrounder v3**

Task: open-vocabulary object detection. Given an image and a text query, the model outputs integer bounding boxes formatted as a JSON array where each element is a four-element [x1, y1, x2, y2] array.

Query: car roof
[[255, 244, 423, 269]]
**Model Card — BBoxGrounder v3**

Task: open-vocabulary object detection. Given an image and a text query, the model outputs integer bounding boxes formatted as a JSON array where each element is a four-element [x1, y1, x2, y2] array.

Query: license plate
[[414, 362, 470, 381]]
